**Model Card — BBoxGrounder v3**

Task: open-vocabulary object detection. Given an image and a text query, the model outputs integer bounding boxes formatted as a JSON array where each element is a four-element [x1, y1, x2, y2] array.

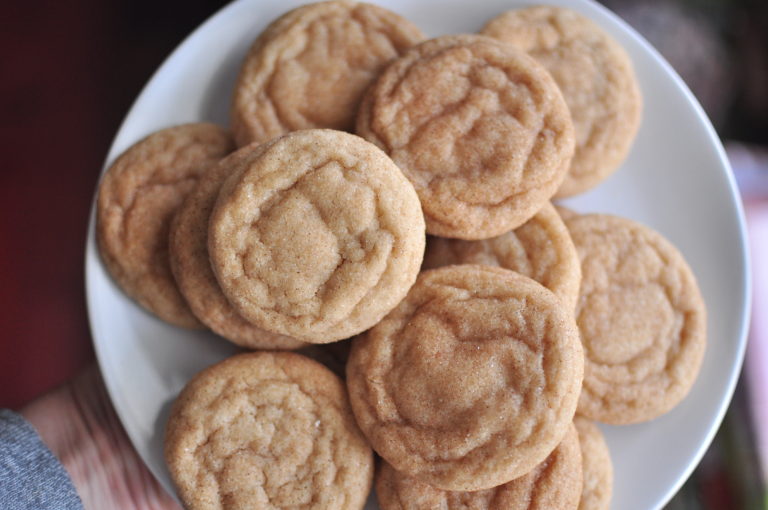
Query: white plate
[[85, 1, 751, 509]]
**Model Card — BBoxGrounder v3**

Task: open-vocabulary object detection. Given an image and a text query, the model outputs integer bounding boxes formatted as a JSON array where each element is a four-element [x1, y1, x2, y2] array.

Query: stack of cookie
[[95, 2, 706, 510]]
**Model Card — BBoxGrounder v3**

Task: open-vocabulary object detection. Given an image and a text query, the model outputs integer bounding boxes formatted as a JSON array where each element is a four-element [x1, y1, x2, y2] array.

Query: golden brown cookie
[[481, 6, 642, 198], [231, 0, 425, 146], [356, 34, 575, 240], [565, 214, 706, 424], [169, 144, 306, 349], [423, 202, 581, 311], [208, 129, 425, 343], [376, 423, 582, 510], [346, 265, 583, 491], [97, 123, 234, 328], [164, 351, 374, 510], [574, 417, 613, 510]]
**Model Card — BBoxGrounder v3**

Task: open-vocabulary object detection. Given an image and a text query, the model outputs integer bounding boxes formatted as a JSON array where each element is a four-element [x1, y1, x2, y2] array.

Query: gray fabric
[[0, 409, 83, 510]]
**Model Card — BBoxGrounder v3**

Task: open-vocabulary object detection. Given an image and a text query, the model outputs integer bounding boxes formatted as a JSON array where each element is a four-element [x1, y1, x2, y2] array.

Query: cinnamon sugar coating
[[208, 129, 425, 343], [232, 0, 425, 146], [97, 123, 234, 328], [376, 423, 582, 510], [357, 34, 574, 239], [565, 214, 706, 424], [165, 352, 374, 509], [482, 6, 641, 197], [347, 265, 583, 491]]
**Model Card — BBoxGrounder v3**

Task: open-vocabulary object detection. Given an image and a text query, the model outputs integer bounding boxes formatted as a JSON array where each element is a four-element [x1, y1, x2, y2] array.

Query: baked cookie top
[[423, 201, 581, 311], [231, 0, 424, 146], [376, 422, 582, 510], [346, 265, 583, 491], [169, 144, 306, 350], [208, 129, 425, 343], [357, 34, 574, 240], [482, 6, 642, 197], [164, 351, 373, 509], [96, 123, 234, 328], [574, 417, 613, 510], [565, 213, 706, 424]]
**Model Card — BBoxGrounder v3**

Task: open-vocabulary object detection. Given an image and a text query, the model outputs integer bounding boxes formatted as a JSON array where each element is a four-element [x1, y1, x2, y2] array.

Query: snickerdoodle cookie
[[346, 265, 583, 491], [97, 123, 234, 328], [574, 417, 613, 510], [376, 423, 582, 510], [231, 0, 425, 146], [555, 204, 580, 222], [164, 351, 373, 509], [565, 214, 706, 424], [169, 145, 306, 350], [482, 6, 642, 197], [357, 34, 575, 239], [423, 202, 581, 311], [208, 129, 425, 344]]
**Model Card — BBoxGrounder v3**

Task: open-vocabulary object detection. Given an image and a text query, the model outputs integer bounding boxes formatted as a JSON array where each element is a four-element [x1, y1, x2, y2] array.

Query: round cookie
[[231, 0, 425, 146], [346, 265, 583, 491], [356, 34, 575, 239], [574, 417, 613, 510], [423, 202, 581, 311], [565, 214, 706, 424], [169, 144, 306, 349], [481, 6, 642, 198], [376, 423, 582, 510], [97, 123, 234, 328], [165, 352, 373, 509], [208, 129, 426, 343]]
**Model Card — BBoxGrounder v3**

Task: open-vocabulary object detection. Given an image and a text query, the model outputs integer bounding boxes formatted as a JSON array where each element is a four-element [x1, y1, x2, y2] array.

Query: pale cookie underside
[[423, 201, 581, 311], [554, 204, 580, 222], [231, 0, 425, 146], [566, 214, 706, 424], [169, 144, 306, 349], [481, 6, 642, 198], [164, 352, 373, 510], [347, 265, 583, 491], [357, 34, 574, 239], [574, 417, 613, 510], [209, 129, 425, 343], [96, 122, 234, 328], [297, 338, 353, 380], [376, 423, 582, 510]]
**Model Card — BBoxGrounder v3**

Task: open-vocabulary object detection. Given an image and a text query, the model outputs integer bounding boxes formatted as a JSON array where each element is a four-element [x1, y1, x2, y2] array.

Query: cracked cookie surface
[[346, 265, 583, 491], [376, 422, 582, 510], [565, 214, 706, 424], [574, 417, 612, 510], [482, 6, 642, 198], [423, 202, 580, 311], [231, 0, 424, 146], [97, 123, 234, 328], [169, 144, 306, 349], [164, 352, 373, 510], [357, 34, 574, 239], [208, 129, 425, 343]]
